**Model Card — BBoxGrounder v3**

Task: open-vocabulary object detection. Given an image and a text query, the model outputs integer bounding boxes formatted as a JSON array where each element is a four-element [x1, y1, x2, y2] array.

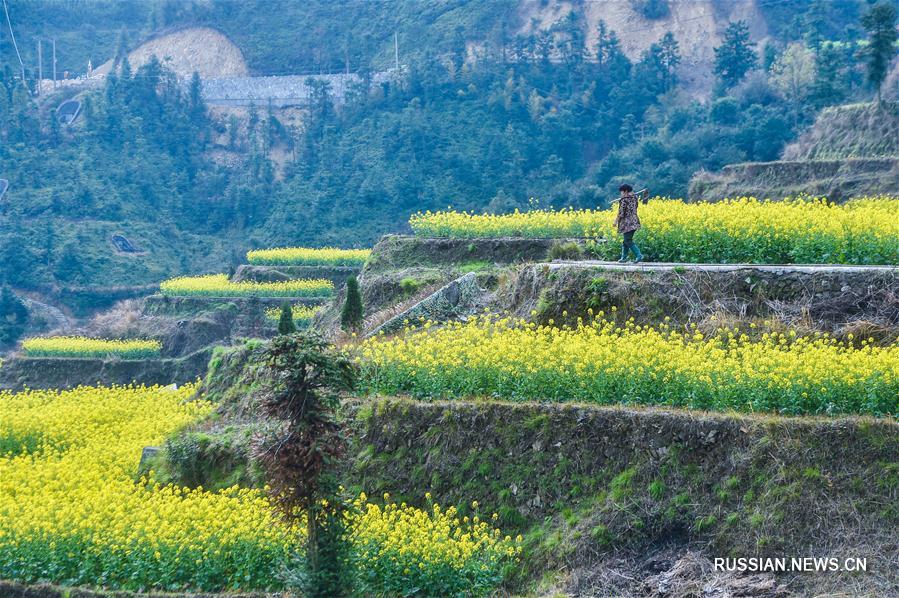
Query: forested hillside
[[0, 0, 892, 290]]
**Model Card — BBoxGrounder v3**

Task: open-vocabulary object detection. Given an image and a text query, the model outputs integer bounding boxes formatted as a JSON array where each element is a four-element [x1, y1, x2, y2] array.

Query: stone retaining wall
[[368, 272, 483, 335], [363, 235, 583, 274], [232, 264, 360, 286], [0, 349, 213, 391]]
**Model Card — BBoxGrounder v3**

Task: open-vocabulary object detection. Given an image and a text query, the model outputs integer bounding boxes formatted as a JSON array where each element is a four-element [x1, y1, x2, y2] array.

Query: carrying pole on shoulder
[[610, 188, 649, 205]]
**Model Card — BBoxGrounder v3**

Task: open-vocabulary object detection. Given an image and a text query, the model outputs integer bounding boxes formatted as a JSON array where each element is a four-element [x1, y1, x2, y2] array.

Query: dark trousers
[[620, 230, 642, 260]]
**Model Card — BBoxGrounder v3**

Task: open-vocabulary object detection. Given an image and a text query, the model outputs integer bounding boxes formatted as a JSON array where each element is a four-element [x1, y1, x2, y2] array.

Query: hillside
[[1, 0, 894, 335], [1, 194, 897, 595], [1, 2, 898, 596], [782, 101, 899, 160], [519, 0, 768, 95], [690, 102, 899, 200], [94, 27, 249, 79], [128, 227, 897, 596]]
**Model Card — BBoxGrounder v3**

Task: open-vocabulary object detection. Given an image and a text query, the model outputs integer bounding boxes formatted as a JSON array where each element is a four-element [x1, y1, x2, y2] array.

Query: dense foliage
[[0, 287, 29, 346], [21, 336, 161, 359], [1, 1, 890, 288], [0, 384, 521, 593], [410, 197, 899, 264], [159, 274, 334, 297], [359, 316, 899, 416]]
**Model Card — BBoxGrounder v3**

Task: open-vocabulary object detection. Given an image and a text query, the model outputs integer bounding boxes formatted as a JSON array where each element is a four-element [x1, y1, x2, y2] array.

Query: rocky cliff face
[[518, 0, 767, 96]]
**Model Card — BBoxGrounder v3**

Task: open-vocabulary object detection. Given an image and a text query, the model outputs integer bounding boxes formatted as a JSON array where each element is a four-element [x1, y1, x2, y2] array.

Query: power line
[[2, 0, 25, 81]]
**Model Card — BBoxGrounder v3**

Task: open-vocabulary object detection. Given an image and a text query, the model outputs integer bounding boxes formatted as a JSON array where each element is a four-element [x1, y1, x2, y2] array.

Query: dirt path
[[549, 261, 899, 273]]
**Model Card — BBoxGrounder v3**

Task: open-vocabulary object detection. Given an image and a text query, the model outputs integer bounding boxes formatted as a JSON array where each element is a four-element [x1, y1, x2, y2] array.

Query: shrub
[[548, 242, 582, 260], [277, 302, 297, 335], [710, 96, 740, 124], [264, 305, 322, 328], [341, 276, 364, 332]]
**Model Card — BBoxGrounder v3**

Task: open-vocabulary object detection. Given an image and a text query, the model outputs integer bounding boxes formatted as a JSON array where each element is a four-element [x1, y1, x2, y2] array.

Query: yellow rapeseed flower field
[[0, 384, 292, 591], [159, 274, 334, 298], [20, 336, 162, 359], [359, 316, 899, 416], [247, 246, 371, 266], [263, 304, 322, 326], [0, 384, 519, 593], [409, 197, 899, 264], [351, 493, 521, 595]]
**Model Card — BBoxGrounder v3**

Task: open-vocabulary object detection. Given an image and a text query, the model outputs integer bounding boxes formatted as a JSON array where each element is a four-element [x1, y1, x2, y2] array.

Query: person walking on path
[[614, 183, 644, 263]]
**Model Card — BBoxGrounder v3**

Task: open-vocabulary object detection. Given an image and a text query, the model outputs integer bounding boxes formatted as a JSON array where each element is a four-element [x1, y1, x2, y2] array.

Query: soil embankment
[[689, 103, 899, 200], [0, 349, 211, 391], [500, 262, 899, 341]]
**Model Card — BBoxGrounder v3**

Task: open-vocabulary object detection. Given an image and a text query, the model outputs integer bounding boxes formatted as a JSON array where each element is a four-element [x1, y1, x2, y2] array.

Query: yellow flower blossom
[[358, 316, 898, 416], [246, 247, 370, 266], [160, 274, 333, 298], [0, 385, 520, 594], [21, 337, 161, 359], [409, 197, 899, 264]]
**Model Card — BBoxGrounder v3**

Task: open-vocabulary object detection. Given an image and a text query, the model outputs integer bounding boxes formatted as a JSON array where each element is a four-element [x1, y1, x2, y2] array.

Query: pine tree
[[763, 42, 779, 72], [278, 302, 297, 335], [812, 43, 846, 107], [188, 72, 208, 132], [340, 276, 363, 332], [860, 1, 898, 103], [714, 21, 757, 88], [658, 32, 681, 92], [253, 334, 356, 596]]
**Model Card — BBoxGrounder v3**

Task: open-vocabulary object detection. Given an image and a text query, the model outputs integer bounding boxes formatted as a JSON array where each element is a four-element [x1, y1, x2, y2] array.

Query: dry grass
[[359, 282, 445, 336], [52, 299, 145, 340]]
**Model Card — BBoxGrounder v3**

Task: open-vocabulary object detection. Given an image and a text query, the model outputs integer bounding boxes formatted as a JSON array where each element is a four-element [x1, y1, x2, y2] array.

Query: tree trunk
[[307, 504, 319, 576]]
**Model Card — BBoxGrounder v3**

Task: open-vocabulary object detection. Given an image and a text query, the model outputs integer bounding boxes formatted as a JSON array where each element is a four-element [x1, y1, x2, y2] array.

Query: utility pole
[[394, 32, 399, 70], [52, 38, 57, 88], [36, 37, 42, 96]]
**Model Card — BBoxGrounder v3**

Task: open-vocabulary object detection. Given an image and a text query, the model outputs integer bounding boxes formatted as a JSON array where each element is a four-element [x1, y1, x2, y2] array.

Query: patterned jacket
[[615, 193, 641, 234]]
